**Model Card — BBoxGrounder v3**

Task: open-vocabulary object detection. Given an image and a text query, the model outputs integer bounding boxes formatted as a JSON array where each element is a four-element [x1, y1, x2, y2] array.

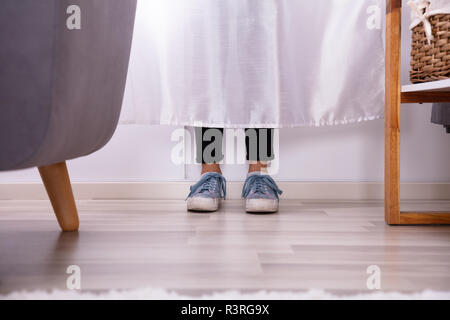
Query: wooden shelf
[[400, 80, 450, 103], [400, 212, 450, 225], [402, 79, 450, 93], [385, 0, 450, 225]]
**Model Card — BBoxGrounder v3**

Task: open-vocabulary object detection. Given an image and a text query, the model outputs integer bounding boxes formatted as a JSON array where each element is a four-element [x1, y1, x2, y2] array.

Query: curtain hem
[[119, 115, 384, 128]]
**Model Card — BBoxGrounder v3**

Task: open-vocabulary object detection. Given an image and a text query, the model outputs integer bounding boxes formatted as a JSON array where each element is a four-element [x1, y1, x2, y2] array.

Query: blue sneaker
[[186, 172, 226, 212], [242, 172, 282, 213]]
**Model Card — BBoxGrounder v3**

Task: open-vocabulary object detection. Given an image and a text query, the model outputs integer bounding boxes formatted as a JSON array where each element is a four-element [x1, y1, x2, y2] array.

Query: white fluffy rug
[[1, 288, 450, 300]]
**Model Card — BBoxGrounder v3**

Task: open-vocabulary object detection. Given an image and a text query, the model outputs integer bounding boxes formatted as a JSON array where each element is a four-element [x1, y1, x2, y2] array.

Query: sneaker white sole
[[187, 197, 220, 212], [245, 199, 279, 213]]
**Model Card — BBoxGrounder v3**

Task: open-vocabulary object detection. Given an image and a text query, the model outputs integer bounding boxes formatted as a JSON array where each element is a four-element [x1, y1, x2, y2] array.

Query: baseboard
[[1, 182, 449, 201]]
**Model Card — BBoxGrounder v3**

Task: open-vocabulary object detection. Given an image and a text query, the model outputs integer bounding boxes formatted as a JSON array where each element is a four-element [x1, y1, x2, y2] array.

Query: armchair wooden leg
[[38, 162, 79, 232]]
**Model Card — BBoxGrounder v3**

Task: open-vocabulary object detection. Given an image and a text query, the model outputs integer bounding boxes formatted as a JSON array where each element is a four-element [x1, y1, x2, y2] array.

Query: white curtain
[[120, 0, 385, 128]]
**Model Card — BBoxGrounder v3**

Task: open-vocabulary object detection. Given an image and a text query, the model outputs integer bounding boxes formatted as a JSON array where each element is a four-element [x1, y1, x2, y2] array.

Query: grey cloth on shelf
[[0, 0, 137, 171], [431, 103, 450, 133]]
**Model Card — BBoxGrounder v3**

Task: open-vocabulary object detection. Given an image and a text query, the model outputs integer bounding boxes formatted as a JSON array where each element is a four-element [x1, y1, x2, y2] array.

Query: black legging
[[195, 127, 274, 164]]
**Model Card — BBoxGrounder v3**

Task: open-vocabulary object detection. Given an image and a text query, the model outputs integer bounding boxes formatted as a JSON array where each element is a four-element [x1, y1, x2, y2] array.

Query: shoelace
[[186, 172, 227, 200], [242, 175, 283, 200]]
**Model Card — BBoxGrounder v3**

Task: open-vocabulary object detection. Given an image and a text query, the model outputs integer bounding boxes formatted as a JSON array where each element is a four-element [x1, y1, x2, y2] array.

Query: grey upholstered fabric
[[431, 103, 450, 133], [0, 0, 137, 171]]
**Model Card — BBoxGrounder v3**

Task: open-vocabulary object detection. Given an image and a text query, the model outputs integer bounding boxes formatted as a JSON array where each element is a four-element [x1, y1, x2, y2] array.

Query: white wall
[[1, 1, 449, 183]]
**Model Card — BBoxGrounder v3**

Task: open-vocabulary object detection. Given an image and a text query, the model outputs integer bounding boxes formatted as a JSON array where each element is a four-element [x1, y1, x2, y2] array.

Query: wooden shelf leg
[[385, 0, 402, 225], [38, 162, 79, 232]]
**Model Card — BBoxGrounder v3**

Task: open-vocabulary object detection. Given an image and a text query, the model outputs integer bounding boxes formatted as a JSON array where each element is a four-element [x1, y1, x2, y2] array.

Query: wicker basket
[[410, 14, 450, 83]]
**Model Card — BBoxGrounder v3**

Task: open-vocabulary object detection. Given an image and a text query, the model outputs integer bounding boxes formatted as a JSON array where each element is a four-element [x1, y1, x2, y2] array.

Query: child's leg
[[243, 128, 281, 213], [245, 128, 274, 173], [187, 127, 226, 212], [195, 127, 224, 174]]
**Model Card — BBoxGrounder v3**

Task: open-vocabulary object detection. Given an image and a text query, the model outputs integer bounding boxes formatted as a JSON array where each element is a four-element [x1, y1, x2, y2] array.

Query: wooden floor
[[0, 199, 449, 295]]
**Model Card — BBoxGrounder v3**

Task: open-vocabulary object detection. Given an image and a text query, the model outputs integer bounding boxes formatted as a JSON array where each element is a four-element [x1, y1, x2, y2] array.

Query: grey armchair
[[0, 0, 137, 231]]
